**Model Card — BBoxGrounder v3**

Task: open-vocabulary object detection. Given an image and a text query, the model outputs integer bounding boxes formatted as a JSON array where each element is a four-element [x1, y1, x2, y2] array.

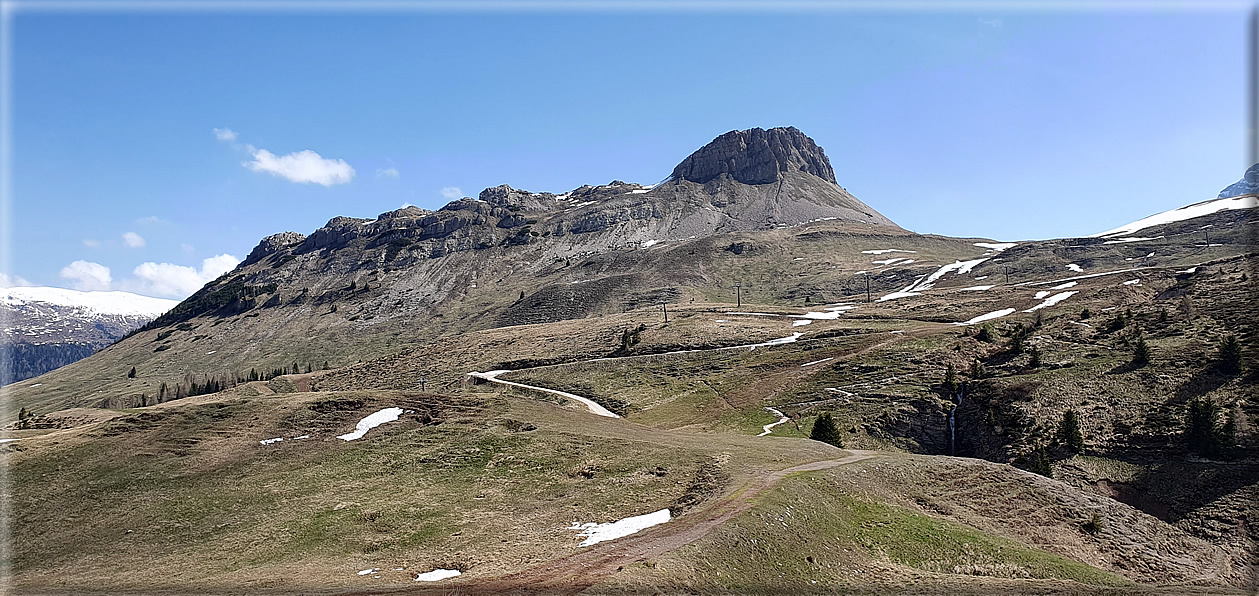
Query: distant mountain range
[[1, 287, 175, 384]]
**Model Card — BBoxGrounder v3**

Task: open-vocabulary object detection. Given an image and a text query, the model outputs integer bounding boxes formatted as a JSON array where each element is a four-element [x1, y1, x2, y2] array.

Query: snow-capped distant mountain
[[2, 287, 177, 384]]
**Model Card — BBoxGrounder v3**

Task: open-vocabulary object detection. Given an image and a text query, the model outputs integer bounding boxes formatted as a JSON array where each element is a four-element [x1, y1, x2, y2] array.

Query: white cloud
[[181, 243, 195, 253], [0, 273, 32, 288], [213, 127, 238, 142], [376, 167, 399, 179], [82, 239, 101, 248], [440, 186, 463, 199], [122, 231, 146, 248], [128, 254, 241, 298], [245, 148, 355, 186], [60, 260, 112, 291]]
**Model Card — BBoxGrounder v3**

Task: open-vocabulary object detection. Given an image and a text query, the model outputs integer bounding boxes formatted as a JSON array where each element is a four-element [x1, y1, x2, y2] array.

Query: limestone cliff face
[[179, 127, 899, 328], [670, 126, 837, 185]]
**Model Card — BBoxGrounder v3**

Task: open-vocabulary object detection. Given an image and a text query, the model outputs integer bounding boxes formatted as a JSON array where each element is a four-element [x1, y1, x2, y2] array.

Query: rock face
[[1218, 163, 1259, 198], [670, 126, 837, 185], [243, 231, 307, 266]]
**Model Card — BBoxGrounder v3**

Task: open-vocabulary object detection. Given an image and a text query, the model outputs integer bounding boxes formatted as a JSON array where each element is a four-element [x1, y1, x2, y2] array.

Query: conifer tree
[[809, 412, 844, 448], [1218, 334, 1242, 374], [1132, 332, 1151, 367], [127, 366, 137, 379], [1057, 410, 1083, 453]]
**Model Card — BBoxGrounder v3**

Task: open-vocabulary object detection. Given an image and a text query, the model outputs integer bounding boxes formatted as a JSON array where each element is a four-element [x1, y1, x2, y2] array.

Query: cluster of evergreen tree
[[2, 342, 95, 384], [1185, 399, 1237, 459]]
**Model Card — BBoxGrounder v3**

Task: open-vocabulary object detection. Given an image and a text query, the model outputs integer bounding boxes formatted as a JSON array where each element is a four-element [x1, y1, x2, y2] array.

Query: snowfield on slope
[[1089, 195, 1257, 238], [568, 509, 672, 546], [1, 286, 177, 316], [337, 407, 404, 441]]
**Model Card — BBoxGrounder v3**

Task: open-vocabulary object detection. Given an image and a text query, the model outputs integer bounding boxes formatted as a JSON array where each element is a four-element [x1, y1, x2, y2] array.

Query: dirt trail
[[368, 451, 880, 596]]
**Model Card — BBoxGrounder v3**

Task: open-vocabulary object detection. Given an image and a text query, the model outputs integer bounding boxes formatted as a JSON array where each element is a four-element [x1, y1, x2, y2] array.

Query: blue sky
[[4, 5, 1252, 298]]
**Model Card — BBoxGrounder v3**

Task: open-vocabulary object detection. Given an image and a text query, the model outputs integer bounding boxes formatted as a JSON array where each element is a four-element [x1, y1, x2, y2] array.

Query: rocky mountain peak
[[670, 126, 837, 186], [1218, 162, 1259, 198], [242, 231, 307, 266]]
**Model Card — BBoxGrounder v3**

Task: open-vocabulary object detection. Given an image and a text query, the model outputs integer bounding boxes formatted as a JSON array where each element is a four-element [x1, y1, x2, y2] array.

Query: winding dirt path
[[353, 450, 880, 596]]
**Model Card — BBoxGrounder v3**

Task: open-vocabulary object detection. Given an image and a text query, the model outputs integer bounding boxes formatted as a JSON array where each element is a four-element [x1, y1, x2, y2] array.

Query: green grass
[[645, 470, 1133, 593]]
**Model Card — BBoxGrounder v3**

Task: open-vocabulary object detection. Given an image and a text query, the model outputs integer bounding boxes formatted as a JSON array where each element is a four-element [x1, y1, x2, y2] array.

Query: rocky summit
[[671, 126, 838, 185]]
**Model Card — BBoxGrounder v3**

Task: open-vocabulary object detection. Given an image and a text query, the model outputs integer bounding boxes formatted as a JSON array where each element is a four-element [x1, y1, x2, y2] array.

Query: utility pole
[[734, 283, 743, 308], [419, 377, 427, 392], [864, 274, 871, 303], [1002, 265, 1013, 284], [661, 302, 668, 323]]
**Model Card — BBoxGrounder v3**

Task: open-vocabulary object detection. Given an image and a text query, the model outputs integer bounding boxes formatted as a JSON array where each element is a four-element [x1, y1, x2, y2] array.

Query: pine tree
[[1132, 333, 1151, 367], [18, 407, 28, 421], [810, 412, 844, 448], [1057, 410, 1084, 453], [127, 366, 137, 379], [943, 363, 957, 394], [1218, 334, 1242, 374], [1185, 398, 1218, 454], [1079, 307, 1091, 320], [1029, 446, 1053, 478]]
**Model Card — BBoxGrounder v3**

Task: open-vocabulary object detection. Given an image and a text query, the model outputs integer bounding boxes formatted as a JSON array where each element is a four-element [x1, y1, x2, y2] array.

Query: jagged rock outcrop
[[242, 231, 307, 266], [670, 126, 837, 185], [1218, 163, 1259, 198], [479, 185, 559, 211]]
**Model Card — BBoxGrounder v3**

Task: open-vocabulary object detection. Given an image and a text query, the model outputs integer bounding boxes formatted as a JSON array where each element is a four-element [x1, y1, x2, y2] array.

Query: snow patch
[[1034, 291, 1051, 299], [568, 509, 671, 546], [958, 285, 994, 291], [861, 249, 916, 255], [1050, 281, 1078, 290], [1103, 236, 1162, 245], [0, 438, 19, 444], [801, 357, 833, 367], [793, 319, 813, 327], [640, 239, 660, 248], [1089, 195, 1258, 238], [953, 308, 1016, 326], [414, 569, 461, 582], [758, 407, 791, 436], [973, 242, 1016, 251], [337, 407, 404, 441], [259, 437, 284, 445], [1122, 279, 1141, 285], [358, 568, 378, 576], [1025, 291, 1078, 312], [468, 371, 619, 418], [1176, 267, 1198, 274], [1066, 264, 1083, 273]]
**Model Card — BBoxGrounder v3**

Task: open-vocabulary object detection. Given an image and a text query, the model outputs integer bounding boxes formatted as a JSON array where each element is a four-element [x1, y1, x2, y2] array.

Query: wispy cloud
[[126, 254, 241, 298], [213, 127, 238, 142], [246, 148, 355, 186], [135, 215, 168, 225], [122, 231, 146, 248], [376, 167, 400, 179], [60, 260, 112, 291], [440, 186, 463, 199], [82, 239, 101, 248], [0, 273, 32, 288], [181, 243, 195, 254]]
